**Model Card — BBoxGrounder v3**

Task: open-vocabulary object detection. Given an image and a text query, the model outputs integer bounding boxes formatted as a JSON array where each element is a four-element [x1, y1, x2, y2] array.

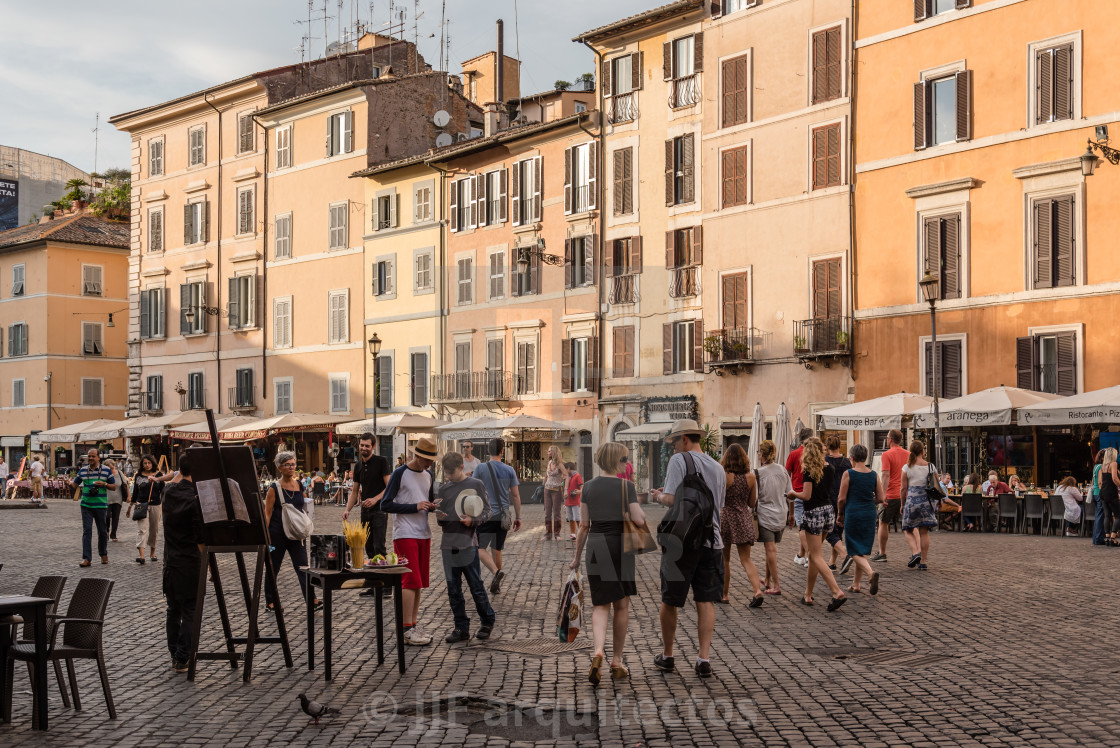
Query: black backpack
[[657, 452, 716, 551]]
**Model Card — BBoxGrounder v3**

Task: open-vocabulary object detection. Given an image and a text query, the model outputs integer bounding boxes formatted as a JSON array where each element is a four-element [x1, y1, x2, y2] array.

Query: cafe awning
[[79, 418, 142, 441], [168, 415, 265, 441], [817, 392, 934, 430], [337, 413, 451, 436], [36, 419, 117, 444], [615, 422, 671, 442], [1017, 385, 1120, 426], [913, 386, 1061, 428], [120, 411, 204, 438]]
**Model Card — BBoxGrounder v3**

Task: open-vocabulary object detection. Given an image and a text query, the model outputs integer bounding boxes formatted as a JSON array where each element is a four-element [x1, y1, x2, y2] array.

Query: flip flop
[[764, 589, 782, 596], [869, 572, 880, 596], [718, 598, 730, 604], [827, 596, 847, 612], [749, 595, 764, 608], [845, 586, 862, 593], [800, 597, 814, 606]]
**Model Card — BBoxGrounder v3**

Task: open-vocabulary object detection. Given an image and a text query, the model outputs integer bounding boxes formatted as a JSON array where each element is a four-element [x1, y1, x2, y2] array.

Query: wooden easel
[[156, 454, 170, 474], [185, 410, 293, 682]]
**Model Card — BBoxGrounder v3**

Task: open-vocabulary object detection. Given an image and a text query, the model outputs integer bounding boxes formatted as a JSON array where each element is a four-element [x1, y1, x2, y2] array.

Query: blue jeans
[[442, 547, 494, 634], [1093, 495, 1105, 544], [81, 506, 108, 561]]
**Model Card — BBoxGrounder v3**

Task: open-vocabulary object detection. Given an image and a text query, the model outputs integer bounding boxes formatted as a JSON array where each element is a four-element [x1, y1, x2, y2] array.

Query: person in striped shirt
[[73, 448, 116, 567]]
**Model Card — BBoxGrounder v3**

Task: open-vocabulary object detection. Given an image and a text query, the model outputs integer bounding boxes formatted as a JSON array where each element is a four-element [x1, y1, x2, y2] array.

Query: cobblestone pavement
[[2, 499, 1118, 747]]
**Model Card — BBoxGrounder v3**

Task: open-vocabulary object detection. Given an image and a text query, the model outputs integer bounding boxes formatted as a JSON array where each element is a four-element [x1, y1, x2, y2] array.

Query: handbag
[[277, 483, 314, 541], [132, 479, 154, 521], [556, 570, 584, 643], [925, 465, 946, 504], [621, 480, 656, 554]]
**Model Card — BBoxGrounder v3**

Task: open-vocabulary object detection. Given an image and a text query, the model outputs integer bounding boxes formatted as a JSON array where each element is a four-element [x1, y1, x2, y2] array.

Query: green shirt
[[77, 464, 115, 509]]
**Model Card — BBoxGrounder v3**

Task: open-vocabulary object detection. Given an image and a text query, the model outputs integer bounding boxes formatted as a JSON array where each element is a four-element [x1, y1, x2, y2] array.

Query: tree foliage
[[90, 168, 130, 219]]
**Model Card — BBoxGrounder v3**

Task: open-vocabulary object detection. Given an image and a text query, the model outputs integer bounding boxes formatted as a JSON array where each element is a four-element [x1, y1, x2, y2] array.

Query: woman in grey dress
[[899, 440, 939, 570]]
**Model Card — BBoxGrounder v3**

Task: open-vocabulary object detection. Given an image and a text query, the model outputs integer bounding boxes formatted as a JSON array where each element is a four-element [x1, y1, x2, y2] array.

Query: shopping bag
[[556, 570, 584, 643]]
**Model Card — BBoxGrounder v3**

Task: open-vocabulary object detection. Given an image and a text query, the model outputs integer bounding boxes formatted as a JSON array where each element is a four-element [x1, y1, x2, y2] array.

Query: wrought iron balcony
[[180, 392, 206, 411], [138, 391, 163, 416], [430, 371, 522, 403], [609, 273, 638, 305], [608, 93, 638, 124], [228, 385, 256, 412], [669, 74, 701, 109], [669, 266, 700, 299], [793, 316, 852, 357], [704, 327, 767, 368]]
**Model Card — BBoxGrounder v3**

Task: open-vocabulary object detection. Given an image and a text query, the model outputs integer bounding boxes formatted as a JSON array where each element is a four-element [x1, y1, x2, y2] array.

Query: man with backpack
[[650, 419, 726, 679]]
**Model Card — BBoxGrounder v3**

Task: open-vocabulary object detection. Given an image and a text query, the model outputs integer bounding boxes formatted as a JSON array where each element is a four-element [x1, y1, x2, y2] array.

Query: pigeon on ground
[[298, 693, 340, 725]]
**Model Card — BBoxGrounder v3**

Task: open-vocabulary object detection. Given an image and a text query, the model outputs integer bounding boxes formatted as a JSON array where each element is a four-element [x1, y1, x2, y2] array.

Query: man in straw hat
[[380, 436, 441, 645], [650, 419, 726, 679]]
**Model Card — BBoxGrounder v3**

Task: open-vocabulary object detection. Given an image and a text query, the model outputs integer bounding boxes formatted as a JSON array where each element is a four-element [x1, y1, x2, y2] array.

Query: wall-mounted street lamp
[[1080, 125, 1120, 177], [183, 304, 223, 324], [368, 333, 382, 449], [515, 238, 564, 271]]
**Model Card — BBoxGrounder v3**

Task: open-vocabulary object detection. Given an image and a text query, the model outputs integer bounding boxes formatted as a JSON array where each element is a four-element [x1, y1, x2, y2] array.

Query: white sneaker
[[794, 555, 807, 567], [405, 626, 432, 646]]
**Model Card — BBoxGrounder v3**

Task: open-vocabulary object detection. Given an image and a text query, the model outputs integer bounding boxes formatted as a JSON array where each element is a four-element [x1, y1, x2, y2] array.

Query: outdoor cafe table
[[0, 595, 52, 730], [302, 566, 408, 680]]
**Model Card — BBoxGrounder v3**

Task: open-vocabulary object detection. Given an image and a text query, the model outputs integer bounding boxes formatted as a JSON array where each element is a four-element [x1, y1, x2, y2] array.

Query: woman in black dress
[[264, 451, 319, 611], [570, 441, 647, 686]]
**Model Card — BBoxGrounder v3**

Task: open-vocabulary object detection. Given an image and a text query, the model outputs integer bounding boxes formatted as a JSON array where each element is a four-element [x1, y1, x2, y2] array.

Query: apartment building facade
[[853, 0, 1120, 478]]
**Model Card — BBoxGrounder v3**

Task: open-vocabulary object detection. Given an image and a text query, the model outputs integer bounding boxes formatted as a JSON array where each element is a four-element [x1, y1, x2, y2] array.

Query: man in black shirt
[[343, 433, 392, 575], [162, 451, 205, 673]]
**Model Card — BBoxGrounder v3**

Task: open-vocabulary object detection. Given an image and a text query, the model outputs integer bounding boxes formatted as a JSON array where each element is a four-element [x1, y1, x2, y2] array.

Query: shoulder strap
[[683, 451, 697, 476], [484, 461, 506, 504]]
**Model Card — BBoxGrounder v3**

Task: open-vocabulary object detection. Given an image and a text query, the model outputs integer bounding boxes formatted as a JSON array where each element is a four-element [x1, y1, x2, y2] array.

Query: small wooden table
[[302, 567, 408, 680], [0, 595, 52, 730]]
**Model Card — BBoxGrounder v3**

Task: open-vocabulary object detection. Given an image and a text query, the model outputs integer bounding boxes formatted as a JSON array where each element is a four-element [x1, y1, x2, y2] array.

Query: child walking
[[563, 462, 583, 540]]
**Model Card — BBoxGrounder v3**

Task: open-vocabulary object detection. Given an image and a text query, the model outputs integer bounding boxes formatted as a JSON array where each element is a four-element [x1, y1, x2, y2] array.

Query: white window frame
[[413, 179, 434, 224], [917, 60, 968, 149], [11, 378, 25, 408], [141, 286, 166, 340], [81, 321, 103, 356], [11, 264, 25, 296], [326, 110, 353, 157], [185, 199, 206, 246], [236, 185, 255, 236], [188, 125, 206, 167], [805, 21, 849, 107], [722, 0, 760, 15], [327, 289, 349, 344], [1021, 176, 1086, 291], [572, 337, 590, 392], [672, 320, 695, 374], [80, 378, 103, 407], [8, 321, 28, 357], [372, 255, 396, 300], [274, 377, 294, 415], [275, 125, 293, 169], [273, 295, 293, 349], [1026, 32, 1083, 129], [917, 332, 969, 398], [182, 279, 207, 336], [236, 111, 256, 155], [513, 157, 541, 226], [514, 334, 539, 396], [81, 264, 104, 296], [456, 254, 474, 306], [229, 273, 257, 330], [488, 248, 506, 300], [569, 143, 593, 214], [328, 201, 349, 250], [148, 207, 164, 253], [187, 371, 204, 410], [451, 177, 474, 232], [373, 188, 398, 231], [274, 212, 292, 259], [1026, 323, 1085, 396], [328, 373, 350, 414], [805, 117, 847, 192], [413, 247, 434, 295], [148, 137, 164, 177]]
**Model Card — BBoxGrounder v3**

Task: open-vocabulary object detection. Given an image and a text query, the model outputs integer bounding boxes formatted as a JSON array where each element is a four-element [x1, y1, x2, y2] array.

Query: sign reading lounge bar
[[819, 415, 902, 430]]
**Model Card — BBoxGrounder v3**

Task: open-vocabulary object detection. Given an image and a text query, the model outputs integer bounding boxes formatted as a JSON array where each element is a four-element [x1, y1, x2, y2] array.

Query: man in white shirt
[[30, 455, 46, 502], [461, 441, 481, 477], [0, 459, 8, 499]]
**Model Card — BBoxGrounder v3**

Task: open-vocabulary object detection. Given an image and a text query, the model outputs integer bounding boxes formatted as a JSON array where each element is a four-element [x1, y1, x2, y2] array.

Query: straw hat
[[664, 418, 703, 444], [413, 436, 438, 460]]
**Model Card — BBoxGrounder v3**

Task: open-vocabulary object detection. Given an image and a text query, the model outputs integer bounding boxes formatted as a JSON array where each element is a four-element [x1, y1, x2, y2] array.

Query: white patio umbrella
[[1018, 385, 1120, 426], [816, 392, 935, 430], [746, 402, 765, 468], [794, 417, 806, 439], [913, 386, 1061, 428], [167, 415, 264, 441], [337, 413, 451, 436], [120, 411, 203, 438], [36, 419, 117, 444], [774, 402, 792, 466]]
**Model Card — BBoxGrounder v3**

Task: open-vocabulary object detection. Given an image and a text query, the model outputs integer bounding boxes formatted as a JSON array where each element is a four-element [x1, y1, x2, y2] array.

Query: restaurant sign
[[913, 410, 1011, 428], [647, 398, 696, 423], [819, 415, 901, 430], [1019, 407, 1120, 426]]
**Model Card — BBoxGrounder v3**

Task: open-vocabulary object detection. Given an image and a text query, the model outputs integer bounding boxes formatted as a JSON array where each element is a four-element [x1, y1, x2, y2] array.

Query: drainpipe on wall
[[580, 40, 606, 411], [253, 112, 269, 409], [847, 3, 860, 384], [204, 93, 224, 413]]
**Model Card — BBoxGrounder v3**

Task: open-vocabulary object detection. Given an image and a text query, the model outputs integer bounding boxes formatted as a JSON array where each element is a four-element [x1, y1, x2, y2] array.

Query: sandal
[[313, 599, 324, 611], [749, 595, 764, 608], [845, 586, 862, 593], [800, 597, 814, 606], [869, 572, 880, 596], [610, 664, 629, 680], [827, 596, 847, 612], [764, 588, 782, 596], [588, 654, 603, 686]]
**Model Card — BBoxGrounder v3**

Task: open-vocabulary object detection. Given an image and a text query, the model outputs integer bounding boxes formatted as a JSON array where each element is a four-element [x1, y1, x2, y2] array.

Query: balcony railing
[[793, 316, 852, 356], [669, 266, 700, 299], [609, 273, 639, 305], [228, 385, 255, 412], [138, 391, 163, 416], [571, 184, 592, 214], [180, 392, 206, 411], [704, 327, 767, 368], [431, 372, 523, 403], [608, 93, 638, 124], [669, 74, 701, 109]]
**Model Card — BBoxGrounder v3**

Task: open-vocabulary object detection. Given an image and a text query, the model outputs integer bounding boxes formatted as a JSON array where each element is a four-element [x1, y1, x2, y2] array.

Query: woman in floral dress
[[720, 443, 763, 607]]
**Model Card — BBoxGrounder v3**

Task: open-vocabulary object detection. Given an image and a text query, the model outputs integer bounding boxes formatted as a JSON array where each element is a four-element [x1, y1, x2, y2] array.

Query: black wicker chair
[[4, 576, 69, 707], [5, 577, 115, 719]]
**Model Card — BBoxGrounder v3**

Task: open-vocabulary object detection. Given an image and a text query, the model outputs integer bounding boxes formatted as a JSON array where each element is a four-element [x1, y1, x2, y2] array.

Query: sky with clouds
[[0, 0, 651, 174]]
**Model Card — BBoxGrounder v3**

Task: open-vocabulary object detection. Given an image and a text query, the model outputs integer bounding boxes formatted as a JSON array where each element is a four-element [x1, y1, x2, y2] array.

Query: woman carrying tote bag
[[263, 451, 320, 612], [128, 454, 173, 564]]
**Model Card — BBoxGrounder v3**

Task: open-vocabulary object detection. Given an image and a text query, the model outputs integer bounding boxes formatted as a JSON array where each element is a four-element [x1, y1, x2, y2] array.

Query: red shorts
[[393, 538, 430, 590]]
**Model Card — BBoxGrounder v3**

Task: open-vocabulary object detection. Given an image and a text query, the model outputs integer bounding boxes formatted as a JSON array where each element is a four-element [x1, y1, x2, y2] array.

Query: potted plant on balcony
[[836, 330, 850, 349], [794, 334, 807, 352], [703, 334, 724, 361]]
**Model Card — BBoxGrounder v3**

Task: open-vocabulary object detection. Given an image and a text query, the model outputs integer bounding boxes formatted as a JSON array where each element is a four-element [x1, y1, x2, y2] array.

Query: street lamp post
[[919, 271, 943, 469], [368, 333, 382, 456], [43, 371, 53, 472]]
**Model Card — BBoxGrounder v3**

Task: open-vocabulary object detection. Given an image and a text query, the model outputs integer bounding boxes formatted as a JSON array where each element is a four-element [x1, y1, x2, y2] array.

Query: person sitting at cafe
[[1007, 474, 1025, 496], [1054, 477, 1083, 537], [983, 472, 1011, 531], [939, 473, 954, 494], [960, 473, 983, 531]]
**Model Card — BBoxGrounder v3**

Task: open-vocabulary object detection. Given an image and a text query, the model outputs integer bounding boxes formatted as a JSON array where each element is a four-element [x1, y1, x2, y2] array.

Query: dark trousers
[[166, 593, 196, 663], [1093, 496, 1106, 544], [1101, 494, 1120, 536], [107, 503, 122, 539], [442, 547, 494, 634], [81, 506, 108, 561], [361, 509, 389, 558], [266, 534, 309, 606]]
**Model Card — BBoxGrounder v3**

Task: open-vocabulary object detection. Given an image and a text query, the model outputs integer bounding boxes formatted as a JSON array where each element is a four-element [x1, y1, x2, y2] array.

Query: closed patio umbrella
[[774, 403, 792, 466], [746, 403, 765, 469]]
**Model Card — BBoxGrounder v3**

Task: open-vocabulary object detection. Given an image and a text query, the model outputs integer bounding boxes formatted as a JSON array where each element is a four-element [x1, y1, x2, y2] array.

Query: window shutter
[[499, 168, 508, 223], [811, 30, 827, 104], [587, 335, 600, 392], [826, 259, 841, 318], [722, 274, 735, 330], [564, 147, 573, 214], [510, 250, 521, 297], [1053, 44, 1073, 121], [826, 26, 841, 100], [914, 0, 928, 22], [228, 277, 240, 329], [812, 127, 828, 189], [665, 139, 675, 206], [177, 284, 190, 335], [942, 341, 962, 399], [1056, 333, 1077, 396], [511, 164, 521, 226], [533, 157, 543, 221], [602, 58, 612, 97], [914, 81, 928, 150], [691, 225, 703, 266], [663, 42, 673, 81], [663, 324, 674, 375], [532, 252, 542, 295], [200, 200, 210, 243], [632, 52, 643, 90], [1034, 198, 1053, 289], [390, 193, 399, 228], [140, 290, 151, 339], [693, 32, 704, 72], [343, 111, 353, 153], [564, 238, 574, 289], [1036, 49, 1053, 125], [613, 150, 625, 215], [923, 215, 941, 277], [183, 204, 193, 245], [955, 70, 971, 141], [666, 230, 676, 269], [587, 142, 597, 210], [955, 0, 971, 8], [693, 319, 704, 372], [682, 133, 695, 203], [606, 240, 618, 278], [1016, 336, 1037, 390], [711, 0, 723, 19], [450, 181, 459, 232], [631, 236, 643, 275], [561, 338, 573, 393], [468, 175, 478, 228], [1054, 196, 1075, 287], [612, 326, 625, 377], [812, 260, 828, 319], [325, 116, 333, 157], [943, 214, 960, 298], [379, 356, 392, 407]]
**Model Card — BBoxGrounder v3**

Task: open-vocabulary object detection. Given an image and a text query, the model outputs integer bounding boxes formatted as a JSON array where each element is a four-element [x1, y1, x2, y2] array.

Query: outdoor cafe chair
[[1022, 494, 1047, 535], [960, 495, 984, 531], [1082, 498, 1095, 537], [1045, 495, 1066, 536], [3, 576, 68, 704], [996, 494, 1019, 533]]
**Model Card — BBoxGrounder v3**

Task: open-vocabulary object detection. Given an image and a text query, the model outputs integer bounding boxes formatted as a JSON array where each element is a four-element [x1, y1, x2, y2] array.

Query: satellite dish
[[435, 133, 453, 148], [433, 110, 451, 127]]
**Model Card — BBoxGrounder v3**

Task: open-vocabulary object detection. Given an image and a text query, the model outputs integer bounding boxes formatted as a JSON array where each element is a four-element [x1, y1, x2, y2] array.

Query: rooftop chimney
[[496, 20, 505, 105]]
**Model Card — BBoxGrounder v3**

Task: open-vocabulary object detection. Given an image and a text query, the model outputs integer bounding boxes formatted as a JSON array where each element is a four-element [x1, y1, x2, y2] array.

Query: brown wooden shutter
[[693, 32, 704, 72], [510, 249, 521, 297], [826, 124, 841, 186], [1054, 195, 1075, 287], [663, 324, 674, 374], [564, 237, 574, 289], [1033, 198, 1053, 289], [632, 52, 643, 90], [722, 272, 747, 329], [450, 180, 459, 232], [722, 275, 735, 329], [682, 133, 695, 203], [665, 138, 675, 206], [923, 215, 941, 277], [602, 57, 612, 97], [691, 225, 703, 266], [183, 204, 192, 245], [955, 70, 971, 141], [811, 259, 840, 319], [612, 326, 624, 377], [826, 259, 841, 318], [942, 214, 961, 298], [499, 168, 508, 223], [812, 126, 828, 189], [663, 42, 673, 80], [615, 325, 635, 379], [666, 230, 676, 269], [914, 0, 928, 22], [563, 147, 573, 214], [721, 148, 734, 207], [826, 26, 842, 100], [587, 336, 600, 392], [606, 239, 618, 278], [1056, 332, 1077, 396], [613, 151, 624, 215], [914, 81, 928, 150], [533, 156, 543, 221], [630, 236, 642, 275], [201, 200, 210, 243], [588, 141, 598, 210], [924, 341, 935, 396], [561, 338, 573, 393], [1016, 336, 1037, 390], [533, 251, 542, 294], [622, 147, 633, 214], [1053, 45, 1073, 121], [811, 30, 827, 104], [722, 56, 748, 127], [511, 164, 521, 226], [1036, 49, 1053, 125], [942, 341, 962, 399], [693, 319, 704, 372]]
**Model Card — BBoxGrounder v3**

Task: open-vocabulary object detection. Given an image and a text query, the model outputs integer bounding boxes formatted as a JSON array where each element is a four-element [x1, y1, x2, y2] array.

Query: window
[[275, 379, 293, 415], [476, 170, 506, 227], [607, 237, 642, 277], [328, 290, 349, 343], [666, 227, 702, 268], [486, 339, 505, 397], [410, 352, 429, 407], [376, 356, 393, 408], [149, 138, 164, 177], [325, 111, 354, 157], [721, 144, 749, 207], [148, 208, 164, 252], [664, 134, 695, 206], [328, 202, 348, 249], [180, 281, 207, 335], [511, 247, 540, 297], [489, 251, 505, 300], [1032, 195, 1076, 289], [612, 325, 635, 379], [811, 27, 842, 104], [450, 177, 474, 232], [454, 342, 472, 398], [11, 264, 24, 296], [330, 375, 350, 413], [914, 71, 971, 149], [414, 182, 433, 223], [274, 213, 292, 259], [188, 126, 206, 166], [139, 287, 166, 339], [415, 250, 433, 291], [604, 53, 641, 124], [372, 258, 395, 297], [145, 374, 163, 412], [273, 297, 292, 348], [1018, 332, 1076, 396], [1033, 41, 1076, 126], [184, 199, 208, 245], [811, 124, 842, 189], [718, 0, 760, 14], [663, 320, 703, 374], [234, 368, 254, 408], [515, 341, 537, 395], [721, 54, 749, 127], [574, 101, 587, 113], [613, 147, 634, 216], [812, 258, 842, 321], [81, 378, 103, 407], [374, 192, 398, 230], [564, 143, 597, 214], [7, 323, 28, 357], [236, 186, 255, 235], [11, 379, 24, 408], [722, 272, 749, 330], [275, 125, 292, 169], [915, 0, 969, 21], [228, 275, 256, 330], [82, 265, 103, 296], [573, 338, 589, 392], [237, 113, 255, 154], [924, 340, 963, 399], [565, 235, 596, 288], [82, 322, 103, 356], [561, 336, 598, 393], [457, 257, 473, 305], [187, 372, 204, 409], [923, 213, 962, 299], [512, 157, 542, 226], [664, 33, 702, 108]]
